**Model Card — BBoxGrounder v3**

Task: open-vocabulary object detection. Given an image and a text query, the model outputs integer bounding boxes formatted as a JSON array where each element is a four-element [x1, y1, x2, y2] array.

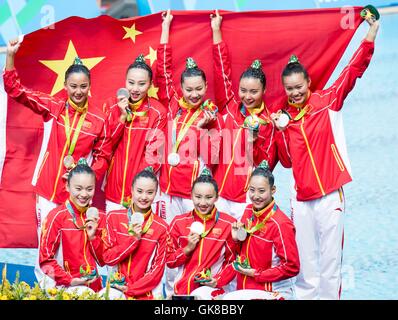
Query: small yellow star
[[122, 23, 143, 43], [39, 41, 104, 96], [148, 84, 159, 99], [145, 47, 157, 66]]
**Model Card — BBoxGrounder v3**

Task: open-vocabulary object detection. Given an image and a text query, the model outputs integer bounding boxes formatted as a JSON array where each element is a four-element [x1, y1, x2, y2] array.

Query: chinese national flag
[[0, 8, 363, 247]]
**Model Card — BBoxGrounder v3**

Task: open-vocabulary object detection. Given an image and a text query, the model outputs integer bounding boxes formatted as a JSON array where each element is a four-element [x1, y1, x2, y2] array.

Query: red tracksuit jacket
[[276, 40, 375, 201], [100, 209, 169, 299], [103, 97, 167, 205], [212, 41, 290, 202], [156, 44, 223, 198], [39, 202, 106, 291], [3, 69, 111, 204], [237, 201, 300, 292], [167, 209, 237, 295]]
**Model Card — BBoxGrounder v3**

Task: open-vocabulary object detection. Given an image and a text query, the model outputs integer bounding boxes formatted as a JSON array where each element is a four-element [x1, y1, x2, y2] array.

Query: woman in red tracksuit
[[211, 11, 289, 220], [271, 16, 379, 299], [95, 168, 169, 299], [156, 10, 223, 223], [4, 38, 111, 285], [39, 159, 106, 292], [103, 55, 167, 213], [166, 169, 237, 298], [229, 160, 300, 300]]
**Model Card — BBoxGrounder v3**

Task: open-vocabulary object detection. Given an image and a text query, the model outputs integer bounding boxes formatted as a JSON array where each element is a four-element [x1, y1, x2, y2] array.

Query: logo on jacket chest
[[83, 120, 92, 129], [211, 228, 222, 237]]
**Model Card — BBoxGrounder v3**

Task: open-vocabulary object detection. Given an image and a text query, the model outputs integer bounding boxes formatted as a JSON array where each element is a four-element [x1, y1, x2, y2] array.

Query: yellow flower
[[62, 292, 71, 300], [29, 295, 37, 300], [47, 288, 58, 295], [0, 295, 8, 300]]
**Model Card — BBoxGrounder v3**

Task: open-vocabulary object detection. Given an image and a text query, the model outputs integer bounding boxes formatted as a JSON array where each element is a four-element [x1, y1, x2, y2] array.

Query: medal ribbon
[[240, 102, 269, 127], [65, 199, 87, 230], [193, 207, 220, 238], [172, 107, 202, 153], [64, 100, 88, 157], [245, 202, 277, 234], [126, 98, 147, 122], [293, 105, 311, 121], [127, 207, 154, 235]]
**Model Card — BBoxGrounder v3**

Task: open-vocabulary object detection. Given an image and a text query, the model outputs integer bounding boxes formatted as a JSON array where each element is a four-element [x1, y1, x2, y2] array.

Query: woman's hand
[[5, 38, 21, 70], [197, 110, 217, 128], [85, 218, 99, 241], [160, 9, 173, 44], [233, 264, 255, 277], [210, 10, 223, 44], [210, 10, 222, 31], [271, 111, 288, 131], [70, 277, 97, 286], [131, 223, 143, 240], [231, 221, 245, 242], [117, 96, 129, 123], [203, 278, 218, 288], [183, 232, 201, 255], [7, 38, 21, 57], [364, 13, 380, 42]]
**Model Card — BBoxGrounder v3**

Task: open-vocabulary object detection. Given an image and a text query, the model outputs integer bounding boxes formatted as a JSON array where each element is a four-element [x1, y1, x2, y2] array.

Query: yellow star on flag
[[39, 41, 105, 96], [145, 47, 157, 66], [122, 23, 143, 43], [148, 84, 159, 99]]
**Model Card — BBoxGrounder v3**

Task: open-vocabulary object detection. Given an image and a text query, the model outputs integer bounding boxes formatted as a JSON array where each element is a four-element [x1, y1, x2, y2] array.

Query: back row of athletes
[[3, 9, 379, 299]]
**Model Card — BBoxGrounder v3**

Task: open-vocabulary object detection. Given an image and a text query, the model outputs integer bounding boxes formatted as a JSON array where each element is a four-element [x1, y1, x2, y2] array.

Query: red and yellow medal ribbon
[[172, 103, 202, 153], [126, 98, 147, 121], [64, 99, 88, 157], [245, 201, 277, 234]]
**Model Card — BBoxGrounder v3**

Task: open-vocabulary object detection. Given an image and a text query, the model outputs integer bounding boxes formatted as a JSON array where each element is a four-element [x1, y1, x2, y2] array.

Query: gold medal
[[167, 152, 180, 166], [63, 155, 75, 169]]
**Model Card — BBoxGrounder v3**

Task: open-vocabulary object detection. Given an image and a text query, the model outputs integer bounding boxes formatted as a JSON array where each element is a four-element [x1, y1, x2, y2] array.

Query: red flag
[[0, 8, 363, 247]]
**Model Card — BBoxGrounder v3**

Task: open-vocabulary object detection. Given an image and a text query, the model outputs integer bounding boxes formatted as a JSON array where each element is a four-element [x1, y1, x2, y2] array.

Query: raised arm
[[3, 39, 59, 121], [156, 10, 179, 115], [211, 10, 237, 113], [326, 17, 379, 112]]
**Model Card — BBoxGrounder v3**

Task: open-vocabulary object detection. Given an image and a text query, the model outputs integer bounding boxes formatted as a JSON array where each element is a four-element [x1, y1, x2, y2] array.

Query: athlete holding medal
[[39, 159, 106, 292], [156, 10, 223, 223], [211, 11, 291, 220], [166, 169, 237, 298], [230, 160, 300, 300], [91, 167, 169, 299], [4, 40, 111, 285]]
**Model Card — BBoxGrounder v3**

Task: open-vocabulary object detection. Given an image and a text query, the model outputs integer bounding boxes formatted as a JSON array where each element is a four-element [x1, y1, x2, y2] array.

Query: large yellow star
[[148, 84, 159, 99], [122, 23, 143, 43], [145, 47, 157, 66], [39, 41, 105, 96]]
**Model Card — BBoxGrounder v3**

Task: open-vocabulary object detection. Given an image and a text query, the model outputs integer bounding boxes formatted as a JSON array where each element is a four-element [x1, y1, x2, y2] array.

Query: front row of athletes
[[39, 158, 299, 300]]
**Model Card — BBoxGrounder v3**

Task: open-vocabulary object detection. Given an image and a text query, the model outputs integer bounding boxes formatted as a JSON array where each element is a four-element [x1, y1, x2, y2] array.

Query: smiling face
[[125, 68, 152, 103], [239, 77, 265, 110], [64, 72, 90, 107], [192, 182, 218, 215], [282, 72, 311, 105], [66, 172, 95, 208], [131, 176, 157, 212], [248, 175, 276, 211], [181, 76, 207, 108]]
